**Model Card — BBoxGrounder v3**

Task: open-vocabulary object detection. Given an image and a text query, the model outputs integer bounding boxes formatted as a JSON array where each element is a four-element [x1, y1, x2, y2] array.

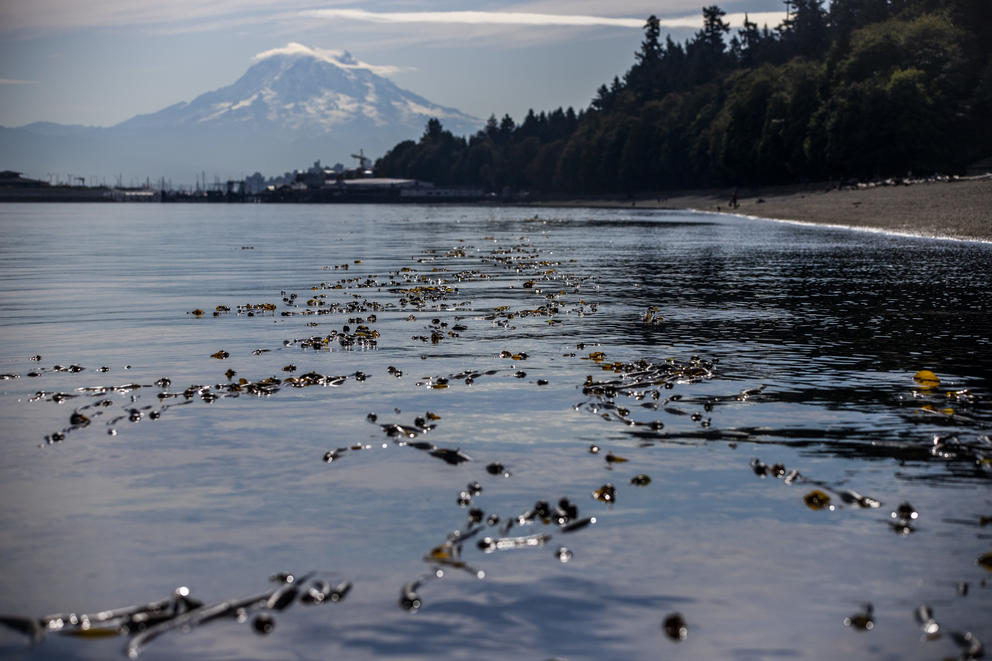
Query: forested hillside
[[376, 0, 992, 193]]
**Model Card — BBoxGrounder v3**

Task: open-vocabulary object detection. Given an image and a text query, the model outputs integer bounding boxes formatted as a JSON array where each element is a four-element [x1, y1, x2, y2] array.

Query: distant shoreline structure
[[2, 168, 989, 242], [0, 168, 487, 204]]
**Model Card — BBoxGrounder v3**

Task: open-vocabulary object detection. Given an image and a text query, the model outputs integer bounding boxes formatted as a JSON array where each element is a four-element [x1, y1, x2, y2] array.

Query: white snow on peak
[[113, 44, 481, 141], [252, 43, 406, 77]]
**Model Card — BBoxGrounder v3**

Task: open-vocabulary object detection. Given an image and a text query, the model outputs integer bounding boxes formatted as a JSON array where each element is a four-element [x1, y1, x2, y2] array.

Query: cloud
[[724, 11, 788, 28], [298, 8, 786, 32], [0, 78, 38, 85], [252, 42, 409, 76], [1, 1, 786, 38], [300, 8, 646, 28]]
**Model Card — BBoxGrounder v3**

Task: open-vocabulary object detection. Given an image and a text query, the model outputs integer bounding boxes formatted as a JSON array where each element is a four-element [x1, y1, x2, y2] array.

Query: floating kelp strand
[[415, 366, 522, 390], [424, 540, 485, 579], [430, 448, 471, 465], [381, 423, 421, 438], [121, 572, 344, 658], [837, 489, 882, 509], [251, 613, 274, 635], [592, 483, 616, 504], [265, 571, 315, 611], [517, 500, 551, 525], [477, 533, 552, 553], [555, 498, 579, 525], [49, 364, 85, 373], [912, 607, 986, 660], [927, 434, 992, 470], [843, 603, 874, 631], [915, 604, 940, 638], [405, 441, 436, 451], [327, 581, 352, 603], [604, 452, 628, 465], [662, 612, 688, 641], [293, 579, 331, 607], [125, 591, 271, 658], [783, 469, 802, 484], [951, 631, 985, 659], [485, 462, 509, 476], [0, 615, 42, 641], [0, 585, 213, 647], [750, 457, 890, 517], [803, 489, 833, 510], [561, 517, 596, 533], [30, 370, 370, 444], [284, 326, 379, 351], [574, 355, 720, 432], [399, 580, 424, 612]]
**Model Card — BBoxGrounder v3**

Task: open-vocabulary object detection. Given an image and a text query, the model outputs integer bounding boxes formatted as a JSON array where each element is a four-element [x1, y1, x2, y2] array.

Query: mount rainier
[[0, 44, 481, 184]]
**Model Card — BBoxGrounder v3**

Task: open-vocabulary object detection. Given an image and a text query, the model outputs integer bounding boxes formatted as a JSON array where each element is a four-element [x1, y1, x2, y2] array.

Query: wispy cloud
[[0, 78, 38, 85], [252, 43, 410, 75], [298, 8, 786, 31], [1, 1, 786, 38], [300, 8, 647, 28], [724, 11, 788, 28]]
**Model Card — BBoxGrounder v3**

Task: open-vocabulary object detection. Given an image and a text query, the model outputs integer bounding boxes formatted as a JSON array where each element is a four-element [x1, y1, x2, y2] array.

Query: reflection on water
[[0, 203, 990, 660]]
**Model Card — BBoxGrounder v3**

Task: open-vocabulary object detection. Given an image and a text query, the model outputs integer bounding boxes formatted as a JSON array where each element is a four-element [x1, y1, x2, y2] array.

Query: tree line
[[375, 0, 992, 193]]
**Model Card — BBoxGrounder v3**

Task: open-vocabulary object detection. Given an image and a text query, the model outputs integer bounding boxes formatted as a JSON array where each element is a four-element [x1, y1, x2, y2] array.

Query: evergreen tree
[[687, 6, 732, 84], [779, 0, 828, 59], [377, 0, 992, 194]]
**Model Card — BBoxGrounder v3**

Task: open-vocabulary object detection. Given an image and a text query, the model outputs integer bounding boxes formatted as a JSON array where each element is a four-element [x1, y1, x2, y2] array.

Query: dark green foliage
[[375, 0, 991, 193]]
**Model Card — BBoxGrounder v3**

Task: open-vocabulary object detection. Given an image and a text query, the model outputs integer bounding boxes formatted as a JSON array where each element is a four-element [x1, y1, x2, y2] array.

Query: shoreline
[[533, 176, 992, 242], [2, 176, 988, 242]]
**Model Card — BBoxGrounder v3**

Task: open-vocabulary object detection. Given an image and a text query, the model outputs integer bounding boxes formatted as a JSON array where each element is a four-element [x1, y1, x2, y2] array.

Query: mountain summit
[[119, 44, 479, 137], [1, 44, 481, 183]]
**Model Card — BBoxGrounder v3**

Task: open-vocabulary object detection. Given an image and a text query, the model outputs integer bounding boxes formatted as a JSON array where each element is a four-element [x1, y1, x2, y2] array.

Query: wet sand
[[538, 176, 992, 242]]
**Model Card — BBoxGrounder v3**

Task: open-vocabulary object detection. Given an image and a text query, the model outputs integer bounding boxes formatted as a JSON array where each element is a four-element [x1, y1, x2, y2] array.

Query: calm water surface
[[1, 203, 990, 660]]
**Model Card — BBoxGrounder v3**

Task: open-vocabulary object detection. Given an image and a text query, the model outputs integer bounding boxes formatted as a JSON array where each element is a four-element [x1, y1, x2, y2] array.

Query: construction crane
[[350, 149, 372, 171]]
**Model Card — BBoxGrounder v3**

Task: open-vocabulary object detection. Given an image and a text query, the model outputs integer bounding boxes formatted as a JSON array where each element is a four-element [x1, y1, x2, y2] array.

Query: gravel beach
[[541, 176, 992, 242]]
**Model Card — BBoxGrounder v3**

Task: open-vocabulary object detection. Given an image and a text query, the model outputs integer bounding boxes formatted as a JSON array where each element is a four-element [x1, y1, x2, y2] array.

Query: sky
[[0, 0, 787, 129]]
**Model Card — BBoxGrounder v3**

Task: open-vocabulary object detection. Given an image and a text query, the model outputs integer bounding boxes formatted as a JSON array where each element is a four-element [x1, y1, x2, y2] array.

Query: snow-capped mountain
[[119, 45, 479, 137], [0, 44, 481, 183]]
